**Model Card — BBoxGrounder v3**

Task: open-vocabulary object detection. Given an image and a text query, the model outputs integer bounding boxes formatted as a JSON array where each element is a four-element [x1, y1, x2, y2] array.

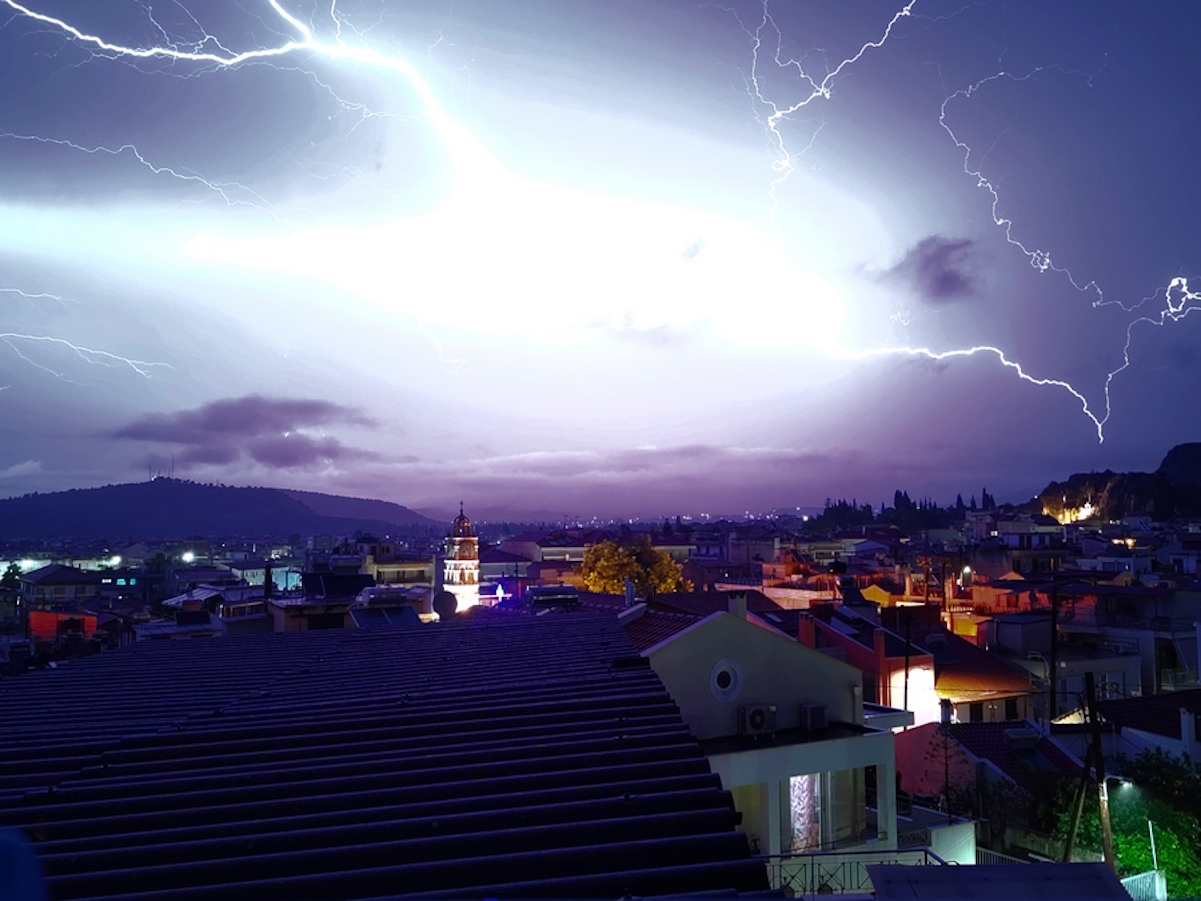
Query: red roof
[[947, 721, 1082, 783]]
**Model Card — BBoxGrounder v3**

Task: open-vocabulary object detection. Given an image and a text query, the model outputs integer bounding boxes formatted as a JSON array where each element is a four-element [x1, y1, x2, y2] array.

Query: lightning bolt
[[0, 129, 277, 214], [0, 0, 489, 177], [936, 61, 1201, 441], [741, 2, 1197, 444], [420, 326, 465, 377], [733, 0, 916, 210], [0, 333, 168, 380], [0, 286, 170, 383], [0, 0, 485, 378], [7, 0, 1190, 444]]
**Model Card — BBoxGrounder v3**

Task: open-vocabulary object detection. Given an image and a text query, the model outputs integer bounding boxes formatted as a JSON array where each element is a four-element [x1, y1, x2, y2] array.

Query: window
[[1004, 697, 1018, 720], [969, 702, 984, 723]]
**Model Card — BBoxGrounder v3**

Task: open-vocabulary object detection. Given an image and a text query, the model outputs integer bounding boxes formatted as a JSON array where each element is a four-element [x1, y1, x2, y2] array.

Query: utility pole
[[903, 609, 912, 721], [1062, 743, 1094, 862], [1087, 672, 1116, 870], [1049, 577, 1059, 719], [1062, 673, 1115, 870]]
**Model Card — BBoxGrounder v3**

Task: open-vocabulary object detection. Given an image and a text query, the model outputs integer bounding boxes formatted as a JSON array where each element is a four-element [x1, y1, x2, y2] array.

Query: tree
[[581, 538, 690, 595], [1050, 773, 1201, 897], [1, 562, 19, 590]]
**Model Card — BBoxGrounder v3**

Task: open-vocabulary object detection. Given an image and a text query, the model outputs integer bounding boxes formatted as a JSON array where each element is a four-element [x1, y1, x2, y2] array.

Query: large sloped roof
[[19, 564, 101, 586], [0, 612, 768, 900], [1098, 688, 1201, 740], [945, 721, 1082, 783]]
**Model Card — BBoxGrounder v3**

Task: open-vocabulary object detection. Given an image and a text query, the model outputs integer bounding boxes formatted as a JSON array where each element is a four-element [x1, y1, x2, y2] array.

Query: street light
[[1149, 819, 1158, 873]]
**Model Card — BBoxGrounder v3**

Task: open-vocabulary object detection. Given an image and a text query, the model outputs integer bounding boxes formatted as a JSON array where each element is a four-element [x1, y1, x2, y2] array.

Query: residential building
[[18, 564, 100, 609], [641, 603, 906, 856]]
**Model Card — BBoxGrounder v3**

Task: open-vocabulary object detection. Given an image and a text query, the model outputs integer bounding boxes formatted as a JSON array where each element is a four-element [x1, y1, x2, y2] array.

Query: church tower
[[443, 502, 480, 610]]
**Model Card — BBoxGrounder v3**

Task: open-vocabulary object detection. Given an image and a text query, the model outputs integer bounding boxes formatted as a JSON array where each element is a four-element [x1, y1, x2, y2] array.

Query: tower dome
[[451, 501, 474, 538]]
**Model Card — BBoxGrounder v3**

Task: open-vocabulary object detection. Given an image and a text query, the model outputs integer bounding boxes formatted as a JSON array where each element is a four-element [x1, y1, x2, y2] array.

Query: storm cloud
[[886, 236, 978, 304], [115, 396, 378, 470]]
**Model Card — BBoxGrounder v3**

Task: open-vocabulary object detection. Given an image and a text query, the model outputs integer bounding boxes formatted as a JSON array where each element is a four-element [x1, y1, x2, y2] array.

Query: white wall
[[646, 611, 863, 739]]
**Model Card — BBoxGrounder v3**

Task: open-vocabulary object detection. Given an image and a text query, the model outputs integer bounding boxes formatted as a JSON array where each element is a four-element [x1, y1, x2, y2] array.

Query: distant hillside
[[1037, 442, 1201, 521], [0, 479, 443, 540], [1158, 443, 1201, 488]]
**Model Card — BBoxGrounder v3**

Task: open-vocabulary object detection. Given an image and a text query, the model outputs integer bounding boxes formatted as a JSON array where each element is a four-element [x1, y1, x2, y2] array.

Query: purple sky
[[0, 0, 1198, 520]]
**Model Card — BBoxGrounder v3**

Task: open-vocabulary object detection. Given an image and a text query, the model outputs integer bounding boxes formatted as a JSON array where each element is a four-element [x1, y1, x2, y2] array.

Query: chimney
[[728, 591, 747, 619], [263, 563, 272, 601], [624, 577, 636, 608]]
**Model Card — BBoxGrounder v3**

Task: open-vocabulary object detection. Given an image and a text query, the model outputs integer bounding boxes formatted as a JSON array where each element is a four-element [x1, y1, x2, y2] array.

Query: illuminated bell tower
[[443, 502, 480, 610]]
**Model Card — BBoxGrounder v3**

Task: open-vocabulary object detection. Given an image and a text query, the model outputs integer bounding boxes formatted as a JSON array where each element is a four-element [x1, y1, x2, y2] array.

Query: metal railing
[[896, 827, 930, 848], [975, 847, 1026, 865], [1121, 870, 1167, 901], [757, 847, 948, 895]]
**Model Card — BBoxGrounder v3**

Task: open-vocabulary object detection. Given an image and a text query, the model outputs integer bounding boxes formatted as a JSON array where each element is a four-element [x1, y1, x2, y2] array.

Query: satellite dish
[[433, 590, 458, 620]]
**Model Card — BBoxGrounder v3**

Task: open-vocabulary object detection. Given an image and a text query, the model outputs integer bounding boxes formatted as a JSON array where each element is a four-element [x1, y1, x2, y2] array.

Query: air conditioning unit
[[739, 703, 777, 737], [799, 703, 827, 732]]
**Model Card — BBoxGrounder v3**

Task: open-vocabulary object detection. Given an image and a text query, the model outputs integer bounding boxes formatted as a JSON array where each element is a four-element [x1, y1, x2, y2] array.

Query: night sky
[[1, 0, 1198, 520]]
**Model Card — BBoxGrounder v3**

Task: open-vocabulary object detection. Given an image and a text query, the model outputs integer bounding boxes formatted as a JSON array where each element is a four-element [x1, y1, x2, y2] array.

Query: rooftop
[[0, 612, 767, 899]]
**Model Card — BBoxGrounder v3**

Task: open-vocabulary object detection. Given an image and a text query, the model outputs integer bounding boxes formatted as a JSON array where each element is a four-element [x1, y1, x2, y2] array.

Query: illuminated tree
[[581, 538, 690, 595], [1, 563, 19, 590], [1052, 776, 1201, 897]]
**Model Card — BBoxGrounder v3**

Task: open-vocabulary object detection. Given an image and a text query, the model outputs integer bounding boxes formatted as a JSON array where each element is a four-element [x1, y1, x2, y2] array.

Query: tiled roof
[[1099, 688, 1201, 740], [20, 564, 101, 586], [917, 628, 1033, 701], [478, 547, 530, 564], [300, 572, 374, 598], [946, 721, 1082, 784], [654, 590, 782, 617], [623, 610, 701, 652], [0, 613, 767, 899]]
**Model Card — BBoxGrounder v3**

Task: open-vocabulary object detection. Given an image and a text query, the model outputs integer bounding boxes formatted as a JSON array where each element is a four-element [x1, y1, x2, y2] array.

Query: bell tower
[[443, 502, 480, 610]]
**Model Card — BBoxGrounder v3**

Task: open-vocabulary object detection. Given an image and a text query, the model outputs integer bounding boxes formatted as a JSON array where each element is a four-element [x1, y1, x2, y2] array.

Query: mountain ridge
[[1037, 442, 1201, 521], [0, 479, 443, 540]]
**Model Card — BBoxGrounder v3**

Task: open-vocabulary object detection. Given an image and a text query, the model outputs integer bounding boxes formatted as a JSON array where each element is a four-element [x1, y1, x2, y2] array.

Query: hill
[[0, 479, 443, 540], [1037, 442, 1201, 521]]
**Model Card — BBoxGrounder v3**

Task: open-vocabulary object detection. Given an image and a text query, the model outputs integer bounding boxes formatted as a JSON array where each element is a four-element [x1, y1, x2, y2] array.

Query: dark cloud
[[886, 236, 977, 303], [115, 395, 377, 470], [248, 435, 378, 468], [115, 395, 373, 443]]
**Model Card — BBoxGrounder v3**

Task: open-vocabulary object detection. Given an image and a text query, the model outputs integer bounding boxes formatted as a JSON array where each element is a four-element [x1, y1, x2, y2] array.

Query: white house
[[642, 599, 906, 857]]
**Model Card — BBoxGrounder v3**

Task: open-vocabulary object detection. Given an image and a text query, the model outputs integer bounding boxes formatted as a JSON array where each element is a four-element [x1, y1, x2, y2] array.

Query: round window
[[709, 658, 743, 701]]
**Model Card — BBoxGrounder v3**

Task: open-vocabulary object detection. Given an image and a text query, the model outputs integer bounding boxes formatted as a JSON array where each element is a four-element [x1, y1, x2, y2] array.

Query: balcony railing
[[1057, 609, 1195, 633], [1121, 870, 1167, 901], [975, 847, 1026, 865], [757, 847, 948, 895]]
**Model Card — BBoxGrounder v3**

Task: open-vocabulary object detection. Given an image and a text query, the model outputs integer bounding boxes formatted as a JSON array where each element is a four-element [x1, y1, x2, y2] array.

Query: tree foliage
[[581, 538, 689, 595], [1, 562, 19, 590], [1044, 749, 1201, 899]]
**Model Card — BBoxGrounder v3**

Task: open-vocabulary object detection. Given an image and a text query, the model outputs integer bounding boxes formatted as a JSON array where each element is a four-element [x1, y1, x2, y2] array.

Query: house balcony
[[757, 846, 948, 896]]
